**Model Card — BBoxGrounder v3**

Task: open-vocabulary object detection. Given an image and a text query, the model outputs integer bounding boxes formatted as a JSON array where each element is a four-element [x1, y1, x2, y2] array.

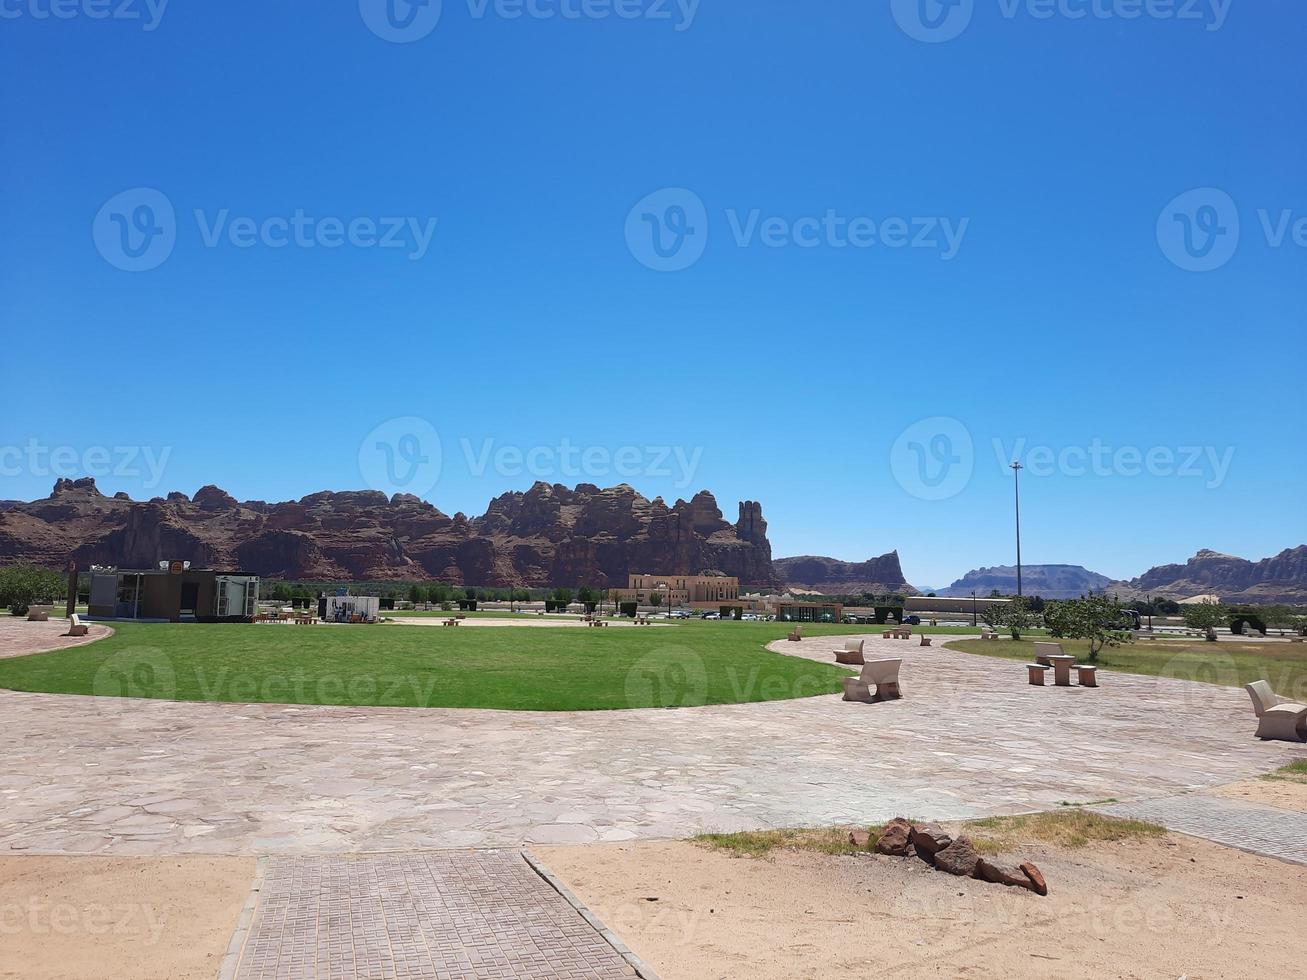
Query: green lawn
[[0, 619, 871, 712], [947, 636, 1307, 694]]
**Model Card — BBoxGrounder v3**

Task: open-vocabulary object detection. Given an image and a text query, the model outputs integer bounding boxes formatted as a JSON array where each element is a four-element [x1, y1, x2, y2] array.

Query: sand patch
[[1210, 777, 1307, 812], [0, 855, 254, 980], [535, 833, 1307, 978]]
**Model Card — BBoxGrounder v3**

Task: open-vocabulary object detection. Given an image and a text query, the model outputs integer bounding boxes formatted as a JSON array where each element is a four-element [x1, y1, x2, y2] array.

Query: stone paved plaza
[[3, 620, 1304, 857]]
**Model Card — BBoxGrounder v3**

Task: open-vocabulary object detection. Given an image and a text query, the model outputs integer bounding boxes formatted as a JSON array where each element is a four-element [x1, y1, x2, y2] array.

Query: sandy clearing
[[1209, 777, 1307, 812], [0, 855, 254, 980], [536, 834, 1307, 979]]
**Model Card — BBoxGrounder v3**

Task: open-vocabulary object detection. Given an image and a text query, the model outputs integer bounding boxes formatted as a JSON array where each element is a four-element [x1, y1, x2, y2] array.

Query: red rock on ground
[[848, 830, 871, 849], [933, 838, 981, 877], [909, 823, 953, 862], [875, 818, 913, 857], [1020, 862, 1049, 896]]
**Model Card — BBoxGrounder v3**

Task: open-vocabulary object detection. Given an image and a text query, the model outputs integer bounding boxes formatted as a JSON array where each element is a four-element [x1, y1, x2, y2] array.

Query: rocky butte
[[0, 478, 782, 589]]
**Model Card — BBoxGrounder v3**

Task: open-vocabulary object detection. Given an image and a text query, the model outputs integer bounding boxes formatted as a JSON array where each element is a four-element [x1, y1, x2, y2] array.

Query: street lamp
[[1010, 461, 1024, 598], [971, 589, 977, 627]]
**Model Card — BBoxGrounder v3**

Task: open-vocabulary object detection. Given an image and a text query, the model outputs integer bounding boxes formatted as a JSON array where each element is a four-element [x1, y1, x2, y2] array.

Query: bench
[[919, 636, 933, 647], [1076, 665, 1098, 687], [981, 630, 999, 641], [27, 605, 52, 622], [65, 613, 90, 638], [788, 626, 802, 642], [835, 639, 865, 666], [842, 658, 903, 703], [1026, 664, 1049, 686]]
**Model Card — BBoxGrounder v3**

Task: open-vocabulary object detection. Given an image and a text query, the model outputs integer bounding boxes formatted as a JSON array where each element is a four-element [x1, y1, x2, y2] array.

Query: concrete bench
[[1076, 665, 1098, 688], [26, 605, 52, 622], [842, 658, 903, 703], [1026, 664, 1049, 686], [981, 630, 999, 641], [835, 639, 865, 666], [919, 636, 933, 647], [65, 614, 90, 638]]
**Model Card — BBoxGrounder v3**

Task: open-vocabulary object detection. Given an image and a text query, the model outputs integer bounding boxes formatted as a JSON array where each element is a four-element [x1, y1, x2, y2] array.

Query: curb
[[217, 855, 267, 980], [521, 849, 662, 980]]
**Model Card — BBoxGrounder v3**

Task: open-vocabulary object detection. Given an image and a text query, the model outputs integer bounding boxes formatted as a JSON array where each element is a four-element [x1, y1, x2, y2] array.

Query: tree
[[1046, 595, 1134, 661], [1182, 600, 1229, 642], [0, 564, 65, 616], [577, 586, 597, 605], [649, 591, 664, 610], [982, 596, 1033, 640], [552, 587, 574, 606], [408, 584, 425, 605]]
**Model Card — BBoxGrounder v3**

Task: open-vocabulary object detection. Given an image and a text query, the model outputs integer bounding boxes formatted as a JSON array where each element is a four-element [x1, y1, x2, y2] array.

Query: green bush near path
[[0, 619, 878, 712], [948, 636, 1307, 697]]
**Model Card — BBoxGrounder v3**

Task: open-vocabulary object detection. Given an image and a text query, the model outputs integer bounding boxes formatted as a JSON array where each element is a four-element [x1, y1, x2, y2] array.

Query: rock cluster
[[863, 818, 1047, 897]]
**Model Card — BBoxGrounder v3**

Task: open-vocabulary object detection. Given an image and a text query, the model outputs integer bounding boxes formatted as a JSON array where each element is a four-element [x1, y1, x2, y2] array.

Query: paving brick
[[232, 851, 636, 980]]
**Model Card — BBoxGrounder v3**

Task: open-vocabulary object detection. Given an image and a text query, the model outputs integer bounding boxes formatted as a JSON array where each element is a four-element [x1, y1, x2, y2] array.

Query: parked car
[[903, 615, 921, 626], [701, 612, 720, 620]]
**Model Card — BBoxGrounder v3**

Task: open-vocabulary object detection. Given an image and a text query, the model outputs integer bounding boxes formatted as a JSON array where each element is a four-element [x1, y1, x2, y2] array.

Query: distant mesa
[[937, 565, 1113, 600]]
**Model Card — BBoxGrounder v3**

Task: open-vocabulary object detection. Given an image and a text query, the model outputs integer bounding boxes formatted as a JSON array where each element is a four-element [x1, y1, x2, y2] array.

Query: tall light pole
[[1010, 461, 1024, 598]]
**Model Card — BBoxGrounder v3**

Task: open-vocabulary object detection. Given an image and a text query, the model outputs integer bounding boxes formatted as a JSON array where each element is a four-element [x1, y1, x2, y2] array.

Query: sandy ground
[[0, 856, 254, 980], [1210, 777, 1307, 812], [536, 835, 1307, 979]]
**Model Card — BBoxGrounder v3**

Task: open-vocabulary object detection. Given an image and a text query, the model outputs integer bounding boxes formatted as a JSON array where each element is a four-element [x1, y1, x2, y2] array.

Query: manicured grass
[[947, 636, 1307, 696], [0, 620, 859, 712]]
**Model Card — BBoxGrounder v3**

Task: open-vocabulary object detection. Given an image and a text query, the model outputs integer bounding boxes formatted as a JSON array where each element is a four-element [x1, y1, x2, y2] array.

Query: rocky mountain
[[1106, 548, 1307, 605], [0, 478, 782, 589], [773, 553, 916, 596], [937, 565, 1113, 600]]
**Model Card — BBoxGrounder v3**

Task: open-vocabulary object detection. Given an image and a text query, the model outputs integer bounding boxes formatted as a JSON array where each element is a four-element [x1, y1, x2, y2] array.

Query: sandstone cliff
[[1106, 547, 1307, 604], [0, 479, 782, 589]]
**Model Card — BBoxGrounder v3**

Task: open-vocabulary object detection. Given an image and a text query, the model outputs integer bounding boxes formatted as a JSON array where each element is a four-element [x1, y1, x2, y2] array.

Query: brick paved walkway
[[232, 851, 637, 980], [1096, 795, 1307, 866]]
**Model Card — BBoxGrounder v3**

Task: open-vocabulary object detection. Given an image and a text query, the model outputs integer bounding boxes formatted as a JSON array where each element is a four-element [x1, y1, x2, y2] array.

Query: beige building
[[612, 573, 740, 609]]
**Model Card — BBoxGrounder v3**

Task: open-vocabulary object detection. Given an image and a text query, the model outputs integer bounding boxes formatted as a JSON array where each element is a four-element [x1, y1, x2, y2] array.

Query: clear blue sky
[[2, 1, 1303, 587]]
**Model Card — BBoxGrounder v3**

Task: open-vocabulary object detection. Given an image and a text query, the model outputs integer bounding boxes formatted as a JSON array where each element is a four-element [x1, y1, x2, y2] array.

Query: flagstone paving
[[231, 851, 637, 980], [2, 620, 1304, 856]]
